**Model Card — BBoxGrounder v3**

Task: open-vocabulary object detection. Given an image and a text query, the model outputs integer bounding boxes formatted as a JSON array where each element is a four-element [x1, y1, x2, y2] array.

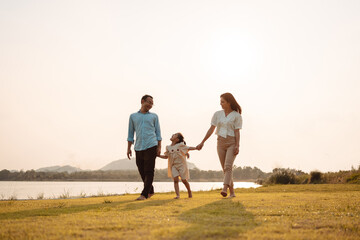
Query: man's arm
[[127, 141, 133, 160], [154, 114, 162, 156], [127, 115, 135, 160], [157, 140, 162, 156]]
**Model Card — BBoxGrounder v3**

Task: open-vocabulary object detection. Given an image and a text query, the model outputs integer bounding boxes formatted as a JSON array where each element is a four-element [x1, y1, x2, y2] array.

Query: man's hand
[[127, 141, 133, 160], [157, 145, 161, 156], [127, 149, 132, 160]]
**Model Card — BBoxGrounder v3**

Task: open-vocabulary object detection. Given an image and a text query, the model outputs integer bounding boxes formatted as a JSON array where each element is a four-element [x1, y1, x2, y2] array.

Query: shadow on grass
[[175, 199, 258, 239], [123, 199, 176, 212], [0, 200, 133, 220]]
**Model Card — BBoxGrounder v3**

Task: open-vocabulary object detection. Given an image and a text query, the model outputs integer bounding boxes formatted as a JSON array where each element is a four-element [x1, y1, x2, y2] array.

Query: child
[[158, 133, 199, 199]]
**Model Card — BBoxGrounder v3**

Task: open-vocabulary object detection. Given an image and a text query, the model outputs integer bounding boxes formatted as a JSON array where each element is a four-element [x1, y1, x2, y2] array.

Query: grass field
[[0, 184, 359, 239]]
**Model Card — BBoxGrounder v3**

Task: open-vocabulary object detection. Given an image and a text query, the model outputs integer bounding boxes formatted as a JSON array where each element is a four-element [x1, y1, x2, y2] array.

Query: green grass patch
[[0, 184, 359, 239]]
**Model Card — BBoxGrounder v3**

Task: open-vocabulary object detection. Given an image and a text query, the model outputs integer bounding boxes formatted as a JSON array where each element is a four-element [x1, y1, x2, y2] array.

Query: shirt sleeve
[[154, 114, 162, 141], [127, 115, 135, 142], [234, 114, 243, 129], [179, 143, 190, 155], [211, 112, 218, 126]]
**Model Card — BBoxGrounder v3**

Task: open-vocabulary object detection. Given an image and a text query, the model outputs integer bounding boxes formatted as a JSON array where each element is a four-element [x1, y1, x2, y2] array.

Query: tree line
[[0, 166, 268, 182], [1, 166, 359, 184], [258, 167, 360, 185]]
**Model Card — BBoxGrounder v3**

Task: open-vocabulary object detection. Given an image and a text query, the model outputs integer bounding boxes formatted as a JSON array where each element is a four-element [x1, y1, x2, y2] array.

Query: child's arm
[[185, 146, 199, 159], [188, 147, 198, 151], [158, 154, 168, 159]]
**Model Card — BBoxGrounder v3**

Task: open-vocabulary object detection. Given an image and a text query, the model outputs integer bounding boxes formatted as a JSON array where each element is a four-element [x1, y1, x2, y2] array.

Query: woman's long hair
[[220, 92, 242, 114]]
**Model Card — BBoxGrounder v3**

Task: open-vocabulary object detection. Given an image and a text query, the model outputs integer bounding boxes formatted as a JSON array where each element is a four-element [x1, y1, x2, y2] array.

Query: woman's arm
[[196, 125, 216, 150], [234, 129, 240, 155]]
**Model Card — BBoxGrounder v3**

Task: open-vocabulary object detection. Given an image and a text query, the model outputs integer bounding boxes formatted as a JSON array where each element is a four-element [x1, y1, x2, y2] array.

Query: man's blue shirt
[[127, 110, 162, 151]]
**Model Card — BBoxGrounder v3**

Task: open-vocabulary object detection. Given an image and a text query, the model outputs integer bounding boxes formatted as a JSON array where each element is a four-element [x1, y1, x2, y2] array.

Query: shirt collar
[[138, 110, 150, 114], [222, 110, 237, 117]]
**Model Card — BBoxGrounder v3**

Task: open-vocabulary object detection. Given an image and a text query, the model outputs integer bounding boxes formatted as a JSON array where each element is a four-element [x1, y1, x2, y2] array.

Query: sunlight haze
[[1, 0, 359, 173]]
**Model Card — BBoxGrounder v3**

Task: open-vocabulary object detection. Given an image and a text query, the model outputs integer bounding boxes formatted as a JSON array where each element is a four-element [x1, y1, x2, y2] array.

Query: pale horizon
[[1, 0, 359, 174]]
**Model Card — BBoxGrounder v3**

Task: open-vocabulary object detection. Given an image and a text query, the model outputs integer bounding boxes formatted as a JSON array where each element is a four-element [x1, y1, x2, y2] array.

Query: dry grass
[[0, 184, 359, 239]]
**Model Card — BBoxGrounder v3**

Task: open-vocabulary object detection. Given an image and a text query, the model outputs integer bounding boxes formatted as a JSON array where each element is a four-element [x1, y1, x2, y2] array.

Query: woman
[[197, 93, 242, 198]]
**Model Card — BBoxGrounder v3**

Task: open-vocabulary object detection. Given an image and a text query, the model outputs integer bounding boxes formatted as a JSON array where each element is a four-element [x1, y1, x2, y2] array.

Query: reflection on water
[[0, 181, 261, 200]]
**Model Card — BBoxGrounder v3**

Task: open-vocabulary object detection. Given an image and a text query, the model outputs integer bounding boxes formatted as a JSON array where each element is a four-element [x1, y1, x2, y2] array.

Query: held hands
[[196, 142, 238, 154], [157, 145, 162, 157], [196, 142, 204, 150], [158, 151, 168, 159]]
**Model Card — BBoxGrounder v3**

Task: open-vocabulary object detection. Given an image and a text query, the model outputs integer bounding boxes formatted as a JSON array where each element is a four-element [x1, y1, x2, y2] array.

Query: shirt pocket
[[218, 118, 227, 128]]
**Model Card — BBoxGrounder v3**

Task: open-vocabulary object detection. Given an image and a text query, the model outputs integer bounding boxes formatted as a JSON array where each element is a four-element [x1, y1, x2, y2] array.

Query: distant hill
[[187, 161, 198, 170], [100, 158, 199, 171], [34, 159, 199, 173], [36, 165, 83, 173], [100, 158, 137, 171]]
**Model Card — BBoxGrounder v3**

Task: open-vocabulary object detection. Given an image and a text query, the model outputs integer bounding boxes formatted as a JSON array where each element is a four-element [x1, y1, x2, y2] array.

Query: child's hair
[[176, 133, 186, 145], [177, 132, 190, 158]]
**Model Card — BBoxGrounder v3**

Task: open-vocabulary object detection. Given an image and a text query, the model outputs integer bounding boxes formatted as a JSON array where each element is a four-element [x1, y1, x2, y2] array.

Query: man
[[127, 95, 162, 200]]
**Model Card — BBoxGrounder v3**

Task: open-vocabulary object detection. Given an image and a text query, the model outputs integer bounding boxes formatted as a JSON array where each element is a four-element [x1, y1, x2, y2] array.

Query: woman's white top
[[211, 110, 242, 138]]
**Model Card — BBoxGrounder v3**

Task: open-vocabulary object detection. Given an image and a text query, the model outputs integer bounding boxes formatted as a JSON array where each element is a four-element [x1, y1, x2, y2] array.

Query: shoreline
[[0, 181, 261, 201], [0, 179, 258, 182]]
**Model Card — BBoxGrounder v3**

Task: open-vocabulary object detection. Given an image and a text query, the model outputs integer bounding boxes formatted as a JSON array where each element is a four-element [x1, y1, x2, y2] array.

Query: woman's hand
[[233, 146, 239, 155]]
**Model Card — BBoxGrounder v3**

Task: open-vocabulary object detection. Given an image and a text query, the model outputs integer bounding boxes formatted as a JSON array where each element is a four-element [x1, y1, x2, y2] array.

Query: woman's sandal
[[220, 191, 227, 197]]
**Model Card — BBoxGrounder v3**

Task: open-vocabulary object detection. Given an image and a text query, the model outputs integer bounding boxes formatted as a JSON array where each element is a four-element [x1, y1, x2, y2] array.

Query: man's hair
[[141, 94, 153, 102]]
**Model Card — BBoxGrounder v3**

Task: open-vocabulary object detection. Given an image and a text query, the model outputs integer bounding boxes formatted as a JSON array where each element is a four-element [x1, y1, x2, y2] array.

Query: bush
[[346, 173, 360, 184], [266, 169, 296, 184], [295, 174, 310, 184], [309, 171, 322, 184]]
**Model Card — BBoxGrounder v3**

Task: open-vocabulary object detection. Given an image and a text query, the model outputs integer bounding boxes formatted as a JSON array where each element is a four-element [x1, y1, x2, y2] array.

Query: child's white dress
[[164, 142, 190, 180]]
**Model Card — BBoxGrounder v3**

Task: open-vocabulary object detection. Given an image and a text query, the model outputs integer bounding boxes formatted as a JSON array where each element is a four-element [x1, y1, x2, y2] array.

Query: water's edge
[[0, 181, 261, 200]]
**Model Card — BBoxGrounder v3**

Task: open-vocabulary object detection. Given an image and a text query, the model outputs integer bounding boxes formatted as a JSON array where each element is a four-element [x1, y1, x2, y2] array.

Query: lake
[[0, 181, 261, 200]]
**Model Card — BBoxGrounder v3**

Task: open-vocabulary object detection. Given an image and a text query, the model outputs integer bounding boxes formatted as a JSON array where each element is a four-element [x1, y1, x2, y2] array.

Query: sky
[[1, 0, 359, 173]]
